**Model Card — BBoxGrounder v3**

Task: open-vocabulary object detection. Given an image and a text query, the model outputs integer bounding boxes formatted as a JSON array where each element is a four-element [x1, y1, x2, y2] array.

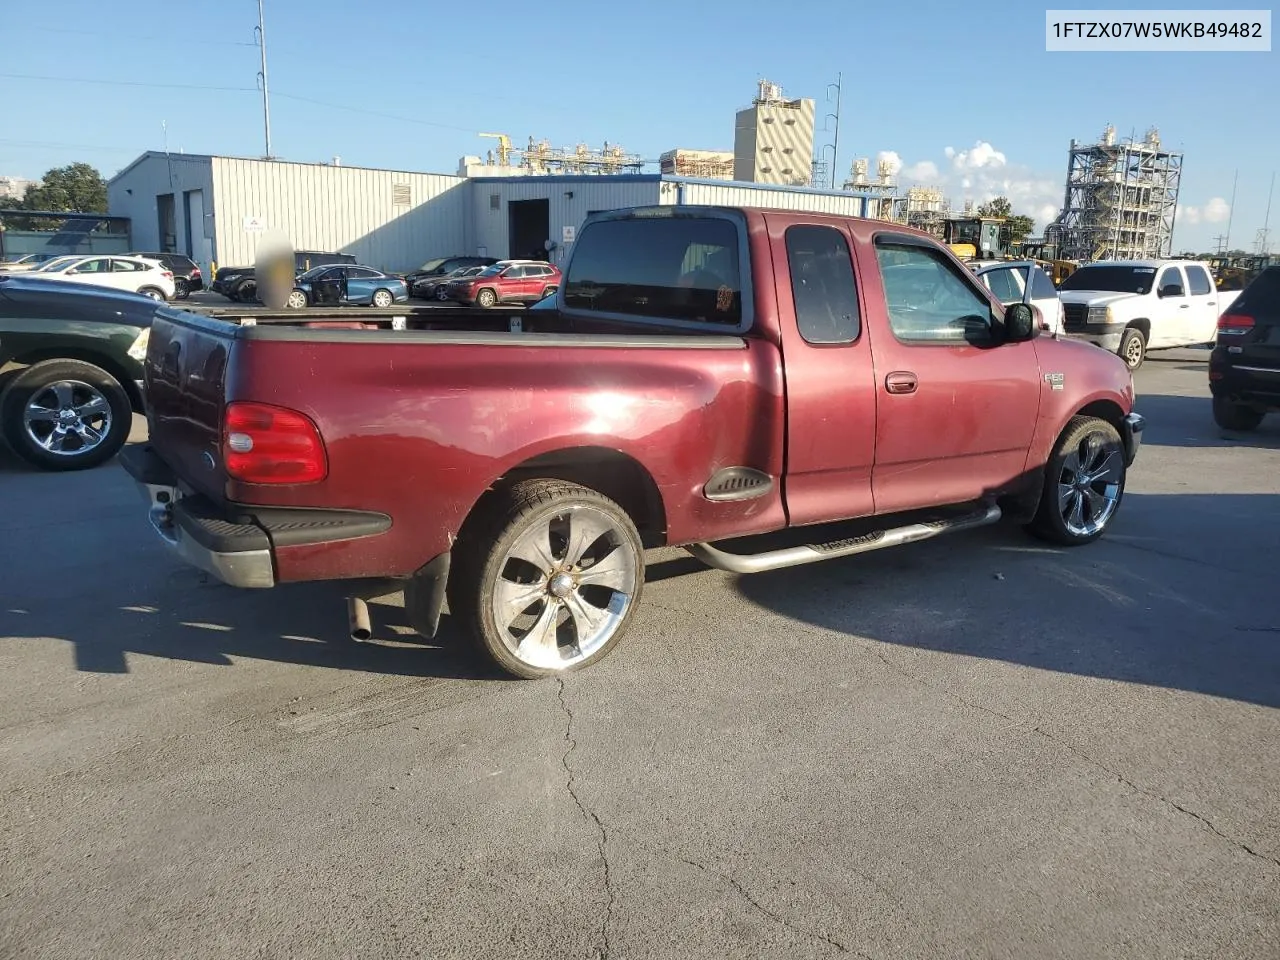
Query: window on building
[[785, 225, 860, 344]]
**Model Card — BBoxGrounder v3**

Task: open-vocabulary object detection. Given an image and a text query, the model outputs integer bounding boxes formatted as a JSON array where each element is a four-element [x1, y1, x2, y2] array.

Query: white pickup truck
[[1057, 259, 1236, 370]]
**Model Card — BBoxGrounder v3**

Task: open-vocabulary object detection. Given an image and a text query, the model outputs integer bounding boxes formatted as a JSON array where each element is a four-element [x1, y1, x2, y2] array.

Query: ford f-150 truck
[[120, 206, 1144, 678]]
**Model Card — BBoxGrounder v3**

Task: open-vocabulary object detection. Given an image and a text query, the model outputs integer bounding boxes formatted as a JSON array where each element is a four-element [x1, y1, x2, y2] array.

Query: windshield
[[1059, 265, 1157, 294], [33, 256, 81, 273], [416, 258, 448, 274], [476, 264, 506, 278]]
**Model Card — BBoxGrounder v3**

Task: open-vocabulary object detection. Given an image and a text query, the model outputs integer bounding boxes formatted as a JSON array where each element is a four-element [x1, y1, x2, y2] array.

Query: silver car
[[974, 260, 1064, 335]]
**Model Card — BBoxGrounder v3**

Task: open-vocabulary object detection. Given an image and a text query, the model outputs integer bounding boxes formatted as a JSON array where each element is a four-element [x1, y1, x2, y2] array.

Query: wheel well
[[482, 447, 667, 547], [1074, 399, 1126, 435], [1126, 318, 1150, 340], [4, 349, 143, 412]]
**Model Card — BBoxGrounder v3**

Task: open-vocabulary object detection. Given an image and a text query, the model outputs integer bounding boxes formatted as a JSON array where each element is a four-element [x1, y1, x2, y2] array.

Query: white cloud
[[1177, 204, 1202, 225], [882, 139, 1062, 229], [1203, 197, 1231, 223]]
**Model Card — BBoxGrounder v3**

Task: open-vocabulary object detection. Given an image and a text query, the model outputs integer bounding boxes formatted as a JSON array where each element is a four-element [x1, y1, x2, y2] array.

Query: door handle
[[885, 371, 918, 395], [1180, 304, 1190, 309]]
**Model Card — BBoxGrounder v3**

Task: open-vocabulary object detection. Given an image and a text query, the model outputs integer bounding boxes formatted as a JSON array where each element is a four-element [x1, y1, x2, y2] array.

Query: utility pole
[[825, 73, 842, 190], [1258, 172, 1275, 255], [255, 0, 273, 159], [1224, 168, 1238, 250]]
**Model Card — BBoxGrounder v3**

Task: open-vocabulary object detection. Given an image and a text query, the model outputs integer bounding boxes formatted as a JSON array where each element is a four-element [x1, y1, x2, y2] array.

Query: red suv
[[445, 260, 561, 308]]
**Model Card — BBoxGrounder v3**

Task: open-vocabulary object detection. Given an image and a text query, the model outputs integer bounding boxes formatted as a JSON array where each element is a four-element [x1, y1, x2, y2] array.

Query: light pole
[[255, 0, 273, 159], [825, 73, 842, 190]]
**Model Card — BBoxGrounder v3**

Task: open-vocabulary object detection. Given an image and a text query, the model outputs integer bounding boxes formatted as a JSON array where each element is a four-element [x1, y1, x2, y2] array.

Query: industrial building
[[733, 80, 817, 187], [1047, 125, 1182, 262], [106, 151, 877, 276]]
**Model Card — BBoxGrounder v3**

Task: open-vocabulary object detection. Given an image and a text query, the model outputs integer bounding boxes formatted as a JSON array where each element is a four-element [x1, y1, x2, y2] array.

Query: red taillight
[[1217, 314, 1254, 334], [223, 402, 327, 484], [162, 270, 174, 279]]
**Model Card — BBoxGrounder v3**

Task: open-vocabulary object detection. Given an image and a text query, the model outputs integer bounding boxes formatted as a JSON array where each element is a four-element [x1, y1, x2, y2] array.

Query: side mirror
[[1004, 302, 1038, 342], [1158, 283, 1183, 298]]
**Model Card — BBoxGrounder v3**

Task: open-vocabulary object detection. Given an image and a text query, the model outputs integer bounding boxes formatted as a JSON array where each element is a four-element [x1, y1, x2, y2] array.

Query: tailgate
[[143, 309, 235, 501]]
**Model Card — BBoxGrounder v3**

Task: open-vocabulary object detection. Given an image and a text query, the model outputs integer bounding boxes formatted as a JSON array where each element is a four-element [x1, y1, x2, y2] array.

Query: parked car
[[30, 254, 175, 301], [284, 264, 409, 309], [0, 252, 64, 273], [404, 256, 498, 294], [414, 264, 486, 301], [974, 260, 1064, 335], [211, 250, 356, 303], [121, 204, 1143, 679], [127, 251, 203, 299], [444, 260, 561, 307], [0, 274, 157, 470], [1058, 259, 1221, 370], [1208, 265, 1280, 431]]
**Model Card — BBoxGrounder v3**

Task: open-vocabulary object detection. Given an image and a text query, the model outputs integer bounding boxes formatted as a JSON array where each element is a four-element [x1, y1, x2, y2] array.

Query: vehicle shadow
[[730, 493, 1280, 710], [1, 574, 509, 681], [1134, 393, 1280, 448]]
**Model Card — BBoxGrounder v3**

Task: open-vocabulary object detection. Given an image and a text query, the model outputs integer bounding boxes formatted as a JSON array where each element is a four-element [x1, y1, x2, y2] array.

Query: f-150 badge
[[1044, 372, 1065, 391]]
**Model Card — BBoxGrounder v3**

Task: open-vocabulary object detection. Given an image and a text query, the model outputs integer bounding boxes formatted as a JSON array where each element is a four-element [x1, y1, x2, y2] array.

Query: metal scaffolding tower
[[1052, 125, 1182, 262]]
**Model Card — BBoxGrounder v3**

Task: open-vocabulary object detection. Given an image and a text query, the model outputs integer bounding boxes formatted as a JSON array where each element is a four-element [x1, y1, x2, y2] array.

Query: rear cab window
[[1185, 264, 1214, 296], [785, 224, 860, 344], [563, 213, 746, 330]]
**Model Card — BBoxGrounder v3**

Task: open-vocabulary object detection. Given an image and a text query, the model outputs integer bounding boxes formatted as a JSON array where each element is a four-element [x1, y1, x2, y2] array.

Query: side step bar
[[684, 503, 1003, 575]]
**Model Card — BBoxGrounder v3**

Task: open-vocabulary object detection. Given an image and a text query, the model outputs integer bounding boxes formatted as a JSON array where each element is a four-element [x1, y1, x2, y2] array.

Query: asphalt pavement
[[1, 349, 1278, 960]]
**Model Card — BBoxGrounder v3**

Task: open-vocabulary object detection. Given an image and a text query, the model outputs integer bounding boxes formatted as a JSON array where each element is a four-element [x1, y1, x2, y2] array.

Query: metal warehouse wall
[[210, 158, 470, 272], [471, 178, 663, 265], [107, 153, 217, 271], [676, 180, 870, 217]]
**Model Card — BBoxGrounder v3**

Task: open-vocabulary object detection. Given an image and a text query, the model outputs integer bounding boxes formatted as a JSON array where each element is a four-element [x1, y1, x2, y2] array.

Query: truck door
[[773, 218, 877, 525], [1152, 265, 1189, 346], [1183, 263, 1220, 342], [861, 233, 1042, 515]]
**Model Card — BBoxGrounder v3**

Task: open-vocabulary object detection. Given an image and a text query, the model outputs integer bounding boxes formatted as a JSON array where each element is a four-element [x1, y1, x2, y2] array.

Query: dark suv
[[128, 252, 202, 299], [1210, 266, 1280, 431], [405, 256, 499, 297], [212, 250, 356, 303]]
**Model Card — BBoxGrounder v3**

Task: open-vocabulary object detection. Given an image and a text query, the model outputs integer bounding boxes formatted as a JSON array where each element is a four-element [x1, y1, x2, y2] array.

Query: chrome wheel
[[490, 504, 639, 670], [286, 290, 307, 309], [23, 380, 113, 456], [1057, 429, 1123, 537]]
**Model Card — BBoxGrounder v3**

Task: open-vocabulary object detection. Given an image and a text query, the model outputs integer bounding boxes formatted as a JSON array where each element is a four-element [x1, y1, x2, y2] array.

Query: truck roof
[[1084, 258, 1209, 269], [586, 204, 942, 243]]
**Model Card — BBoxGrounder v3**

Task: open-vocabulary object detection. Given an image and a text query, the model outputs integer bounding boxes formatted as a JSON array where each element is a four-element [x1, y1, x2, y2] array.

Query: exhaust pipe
[[347, 596, 372, 642]]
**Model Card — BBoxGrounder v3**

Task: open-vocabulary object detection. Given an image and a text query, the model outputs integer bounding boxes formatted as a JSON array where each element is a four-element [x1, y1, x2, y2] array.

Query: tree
[[976, 196, 1035, 249], [22, 163, 107, 214]]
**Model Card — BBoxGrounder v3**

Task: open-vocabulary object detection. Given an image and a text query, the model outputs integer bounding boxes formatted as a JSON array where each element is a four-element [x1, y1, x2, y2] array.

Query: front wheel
[[285, 289, 308, 310], [1118, 327, 1146, 370], [1026, 415, 1127, 546], [434, 285, 451, 301], [475, 288, 497, 309], [0, 359, 133, 471], [371, 288, 394, 308], [1212, 396, 1264, 431], [446, 479, 645, 679]]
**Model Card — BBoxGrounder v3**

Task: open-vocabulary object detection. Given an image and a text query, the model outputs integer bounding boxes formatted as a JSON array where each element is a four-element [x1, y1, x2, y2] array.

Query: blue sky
[[1, 0, 1276, 252]]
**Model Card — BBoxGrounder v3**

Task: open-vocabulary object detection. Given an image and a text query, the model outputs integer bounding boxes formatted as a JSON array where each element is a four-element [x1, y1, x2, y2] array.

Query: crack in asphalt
[[557, 678, 615, 959], [679, 856, 866, 958], [1031, 725, 1280, 870]]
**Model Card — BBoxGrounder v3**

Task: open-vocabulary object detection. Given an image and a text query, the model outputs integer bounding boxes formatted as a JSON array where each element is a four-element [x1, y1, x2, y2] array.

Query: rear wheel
[[0, 359, 133, 471], [371, 288, 394, 308], [475, 288, 497, 309], [174, 278, 190, 299], [1212, 396, 1265, 431], [1027, 415, 1127, 546], [446, 480, 645, 679], [137, 286, 166, 301], [1119, 327, 1146, 370]]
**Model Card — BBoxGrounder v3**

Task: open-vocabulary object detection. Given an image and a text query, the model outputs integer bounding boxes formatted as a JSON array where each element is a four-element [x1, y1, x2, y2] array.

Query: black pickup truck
[[0, 275, 158, 471]]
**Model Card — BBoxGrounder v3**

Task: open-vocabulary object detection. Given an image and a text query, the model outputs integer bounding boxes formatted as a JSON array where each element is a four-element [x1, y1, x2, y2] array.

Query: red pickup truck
[[121, 205, 1144, 678]]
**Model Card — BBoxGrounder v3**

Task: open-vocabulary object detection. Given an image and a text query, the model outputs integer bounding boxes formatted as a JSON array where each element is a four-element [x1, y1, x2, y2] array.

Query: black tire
[[371, 288, 394, 308], [174, 278, 190, 299], [235, 279, 258, 303], [475, 288, 497, 309], [0, 359, 133, 471], [446, 479, 646, 679], [137, 286, 167, 302], [1027, 415, 1127, 546], [1118, 327, 1146, 370], [1212, 396, 1264, 432]]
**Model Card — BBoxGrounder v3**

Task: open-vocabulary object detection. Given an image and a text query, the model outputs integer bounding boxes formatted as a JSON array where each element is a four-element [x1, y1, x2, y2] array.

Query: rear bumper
[[1121, 411, 1145, 466], [1209, 352, 1280, 408], [118, 444, 392, 590]]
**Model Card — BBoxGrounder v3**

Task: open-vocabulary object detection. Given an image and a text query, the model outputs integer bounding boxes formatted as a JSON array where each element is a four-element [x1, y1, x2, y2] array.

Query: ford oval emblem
[[202, 451, 217, 471]]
